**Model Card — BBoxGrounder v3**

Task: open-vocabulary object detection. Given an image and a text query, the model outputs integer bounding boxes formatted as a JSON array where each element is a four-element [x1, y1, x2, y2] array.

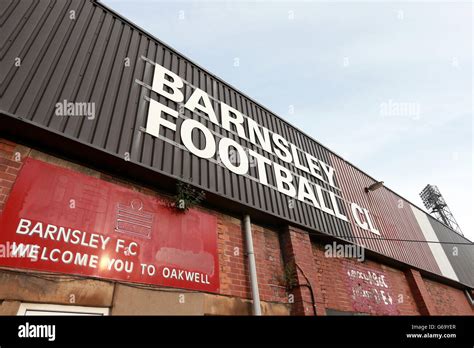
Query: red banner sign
[[0, 158, 219, 293]]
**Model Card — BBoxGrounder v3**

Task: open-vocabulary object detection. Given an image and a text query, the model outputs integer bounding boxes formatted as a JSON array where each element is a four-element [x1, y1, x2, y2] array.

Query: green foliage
[[174, 182, 205, 212], [280, 262, 298, 290]]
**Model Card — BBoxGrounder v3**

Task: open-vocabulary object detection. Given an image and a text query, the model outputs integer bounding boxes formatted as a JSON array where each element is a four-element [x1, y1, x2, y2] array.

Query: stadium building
[[0, 0, 473, 315]]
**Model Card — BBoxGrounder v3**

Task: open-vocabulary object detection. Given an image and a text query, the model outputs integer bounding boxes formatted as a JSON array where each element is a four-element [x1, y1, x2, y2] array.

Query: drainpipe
[[243, 214, 262, 315]]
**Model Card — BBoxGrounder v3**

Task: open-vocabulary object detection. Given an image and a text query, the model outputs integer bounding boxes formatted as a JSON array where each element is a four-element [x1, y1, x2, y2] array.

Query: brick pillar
[[281, 225, 326, 316], [405, 269, 436, 315], [0, 138, 29, 214]]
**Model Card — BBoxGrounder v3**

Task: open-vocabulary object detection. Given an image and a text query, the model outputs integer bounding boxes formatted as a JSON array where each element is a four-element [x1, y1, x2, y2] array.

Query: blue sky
[[102, 0, 473, 240]]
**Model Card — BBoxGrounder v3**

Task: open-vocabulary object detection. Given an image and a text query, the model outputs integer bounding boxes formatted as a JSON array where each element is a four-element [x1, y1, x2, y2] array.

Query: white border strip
[[410, 205, 459, 281]]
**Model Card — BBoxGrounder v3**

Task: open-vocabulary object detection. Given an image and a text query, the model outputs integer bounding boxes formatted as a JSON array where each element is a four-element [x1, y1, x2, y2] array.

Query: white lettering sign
[[142, 60, 379, 234]]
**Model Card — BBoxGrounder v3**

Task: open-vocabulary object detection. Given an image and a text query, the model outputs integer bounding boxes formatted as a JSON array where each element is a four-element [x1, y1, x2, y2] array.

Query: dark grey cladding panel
[[0, 0, 353, 240], [428, 218, 474, 287]]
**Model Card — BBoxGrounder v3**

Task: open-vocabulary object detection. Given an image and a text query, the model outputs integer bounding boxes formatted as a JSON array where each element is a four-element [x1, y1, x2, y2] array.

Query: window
[[17, 303, 109, 316]]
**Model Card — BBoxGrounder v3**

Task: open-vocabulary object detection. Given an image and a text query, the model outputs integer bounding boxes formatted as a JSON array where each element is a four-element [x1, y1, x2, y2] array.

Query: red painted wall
[[0, 157, 220, 293], [312, 243, 420, 315]]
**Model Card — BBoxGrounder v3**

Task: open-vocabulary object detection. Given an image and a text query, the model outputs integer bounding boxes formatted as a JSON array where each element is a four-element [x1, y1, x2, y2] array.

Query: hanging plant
[[279, 262, 298, 291], [173, 182, 205, 212]]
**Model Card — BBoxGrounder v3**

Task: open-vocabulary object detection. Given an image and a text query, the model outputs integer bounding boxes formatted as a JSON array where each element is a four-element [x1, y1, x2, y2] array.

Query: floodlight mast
[[419, 184, 463, 236]]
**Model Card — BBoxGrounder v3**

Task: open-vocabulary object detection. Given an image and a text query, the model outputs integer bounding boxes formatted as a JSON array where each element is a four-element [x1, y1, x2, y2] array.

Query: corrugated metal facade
[[330, 153, 441, 275], [428, 218, 474, 287], [410, 205, 459, 282], [0, 0, 472, 287], [0, 0, 353, 241]]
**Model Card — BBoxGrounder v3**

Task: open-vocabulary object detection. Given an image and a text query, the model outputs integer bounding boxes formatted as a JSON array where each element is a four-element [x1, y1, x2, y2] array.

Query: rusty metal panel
[[329, 153, 442, 276]]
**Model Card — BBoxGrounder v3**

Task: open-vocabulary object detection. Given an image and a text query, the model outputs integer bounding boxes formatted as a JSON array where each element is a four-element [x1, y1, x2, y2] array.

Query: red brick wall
[[0, 139, 29, 215], [404, 269, 436, 315], [281, 226, 324, 315], [0, 138, 472, 315], [423, 277, 474, 315], [217, 214, 287, 303], [217, 214, 250, 299], [252, 224, 287, 303], [312, 243, 420, 315]]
